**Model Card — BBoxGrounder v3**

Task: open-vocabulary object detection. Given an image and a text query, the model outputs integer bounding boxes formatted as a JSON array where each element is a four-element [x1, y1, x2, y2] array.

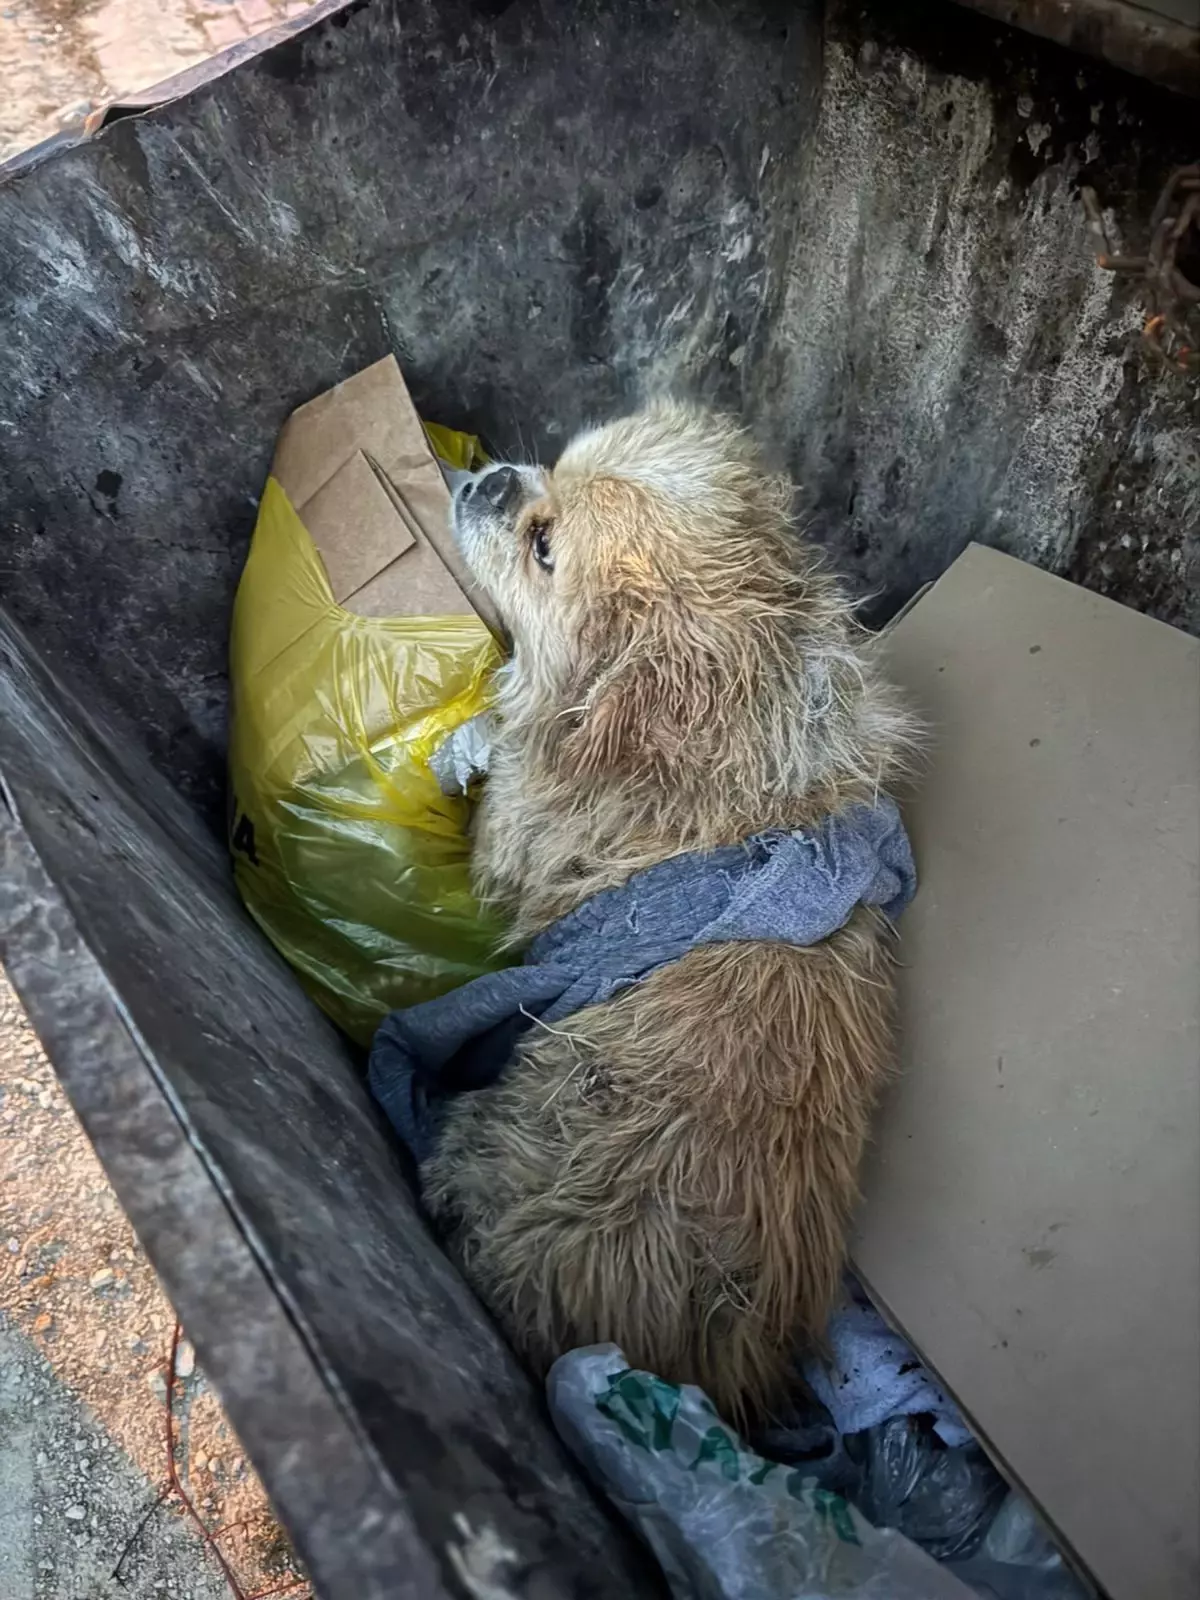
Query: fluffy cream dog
[[424, 402, 919, 1423]]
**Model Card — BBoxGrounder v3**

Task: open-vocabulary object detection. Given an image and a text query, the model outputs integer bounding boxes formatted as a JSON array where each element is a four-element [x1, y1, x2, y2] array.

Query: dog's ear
[[559, 588, 722, 779]]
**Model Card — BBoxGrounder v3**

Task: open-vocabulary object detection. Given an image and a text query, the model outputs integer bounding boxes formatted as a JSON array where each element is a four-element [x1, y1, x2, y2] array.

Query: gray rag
[[369, 797, 916, 1161]]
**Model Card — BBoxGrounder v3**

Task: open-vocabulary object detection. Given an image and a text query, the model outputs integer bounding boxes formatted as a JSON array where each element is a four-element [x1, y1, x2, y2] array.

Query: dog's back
[[425, 401, 919, 1421], [425, 926, 893, 1420]]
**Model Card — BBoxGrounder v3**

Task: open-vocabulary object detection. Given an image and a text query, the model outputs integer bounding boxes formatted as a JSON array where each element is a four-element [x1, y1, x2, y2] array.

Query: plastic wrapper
[[948, 1493, 1094, 1600], [548, 1345, 977, 1600], [228, 458, 508, 1048], [427, 710, 493, 796], [856, 1414, 1007, 1560]]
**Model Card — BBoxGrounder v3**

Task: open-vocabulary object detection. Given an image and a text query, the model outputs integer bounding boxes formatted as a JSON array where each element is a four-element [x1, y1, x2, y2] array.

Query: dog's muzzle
[[454, 463, 537, 555], [472, 466, 522, 512]]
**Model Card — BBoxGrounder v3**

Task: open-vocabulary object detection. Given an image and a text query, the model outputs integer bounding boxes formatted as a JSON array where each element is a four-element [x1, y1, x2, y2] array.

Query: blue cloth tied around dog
[[369, 797, 916, 1163]]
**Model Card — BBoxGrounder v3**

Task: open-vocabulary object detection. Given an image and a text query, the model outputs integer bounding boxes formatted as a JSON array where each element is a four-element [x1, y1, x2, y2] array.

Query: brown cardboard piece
[[859, 544, 1199, 1600], [270, 356, 501, 635]]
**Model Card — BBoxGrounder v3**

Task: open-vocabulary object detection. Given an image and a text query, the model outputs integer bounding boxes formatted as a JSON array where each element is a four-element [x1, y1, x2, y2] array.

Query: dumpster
[[0, 0, 1196, 1595]]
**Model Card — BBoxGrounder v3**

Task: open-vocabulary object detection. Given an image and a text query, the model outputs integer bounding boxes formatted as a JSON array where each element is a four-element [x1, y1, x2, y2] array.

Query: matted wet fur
[[425, 402, 920, 1424]]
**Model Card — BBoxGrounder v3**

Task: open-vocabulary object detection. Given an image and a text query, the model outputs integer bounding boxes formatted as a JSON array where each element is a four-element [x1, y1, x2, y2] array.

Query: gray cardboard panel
[[857, 544, 1200, 1600]]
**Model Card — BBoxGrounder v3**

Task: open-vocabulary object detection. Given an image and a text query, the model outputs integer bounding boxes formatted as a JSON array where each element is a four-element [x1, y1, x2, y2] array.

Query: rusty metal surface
[[1083, 164, 1200, 372], [949, 0, 1200, 98]]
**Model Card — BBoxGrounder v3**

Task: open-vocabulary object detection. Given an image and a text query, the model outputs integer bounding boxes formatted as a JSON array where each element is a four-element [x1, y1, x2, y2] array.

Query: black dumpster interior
[[0, 0, 1197, 1595]]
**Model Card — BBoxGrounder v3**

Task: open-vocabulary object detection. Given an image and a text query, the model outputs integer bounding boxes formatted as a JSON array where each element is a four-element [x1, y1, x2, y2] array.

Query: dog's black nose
[[477, 465, 521, 513]]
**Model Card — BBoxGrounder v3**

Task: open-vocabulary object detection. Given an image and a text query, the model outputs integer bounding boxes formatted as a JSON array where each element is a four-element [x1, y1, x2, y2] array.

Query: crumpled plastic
[[856, 1415, 1007, 1561], [228, 426, 508, 1048], [427, 710, 494, 797], [946, 1492, 1093, 1600], [548, 1345, 977, 1600]]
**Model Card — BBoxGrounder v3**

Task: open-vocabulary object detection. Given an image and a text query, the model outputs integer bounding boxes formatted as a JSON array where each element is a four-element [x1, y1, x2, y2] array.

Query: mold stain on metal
[[446, 1513, 521, 1600], [772, 38, 1141, 577]]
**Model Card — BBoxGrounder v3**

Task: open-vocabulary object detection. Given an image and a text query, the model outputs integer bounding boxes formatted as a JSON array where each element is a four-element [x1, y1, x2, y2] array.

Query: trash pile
[[227, 360, 1093, 1600], [227, 359, 508, 1048], [550, 1342, 971, 1600], [550, 1291, 1092, 1600]]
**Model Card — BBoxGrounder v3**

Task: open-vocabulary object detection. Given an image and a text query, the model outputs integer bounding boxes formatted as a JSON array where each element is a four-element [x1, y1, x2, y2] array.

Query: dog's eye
[[529, 521, 554, 572]]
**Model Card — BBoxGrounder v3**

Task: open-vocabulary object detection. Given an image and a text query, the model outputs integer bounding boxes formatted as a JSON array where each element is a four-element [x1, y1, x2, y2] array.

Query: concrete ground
[[1, 7, 317, 1596]]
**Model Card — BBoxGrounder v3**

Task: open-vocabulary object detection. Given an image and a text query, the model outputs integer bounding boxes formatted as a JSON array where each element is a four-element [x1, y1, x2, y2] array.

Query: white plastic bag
[[548, 1346, 978, 1600], [428, 710, 494, 796]]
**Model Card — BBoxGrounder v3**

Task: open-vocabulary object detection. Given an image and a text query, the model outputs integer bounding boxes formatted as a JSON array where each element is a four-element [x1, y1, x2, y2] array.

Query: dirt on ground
[[0, 0, 308, 162], [0, 971, 313, 1599], [0, 0, 105, 158]]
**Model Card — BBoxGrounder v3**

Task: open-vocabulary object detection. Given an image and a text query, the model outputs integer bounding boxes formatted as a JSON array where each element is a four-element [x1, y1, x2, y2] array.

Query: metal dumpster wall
[[0, 0, 1197, 1593], [0, 611, 661, 1599], [1, 0, 1196, 828]]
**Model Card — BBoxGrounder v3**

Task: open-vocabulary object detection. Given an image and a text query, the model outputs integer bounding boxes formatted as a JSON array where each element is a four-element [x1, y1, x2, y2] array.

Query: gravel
[[0, 1316, 233, 1600]]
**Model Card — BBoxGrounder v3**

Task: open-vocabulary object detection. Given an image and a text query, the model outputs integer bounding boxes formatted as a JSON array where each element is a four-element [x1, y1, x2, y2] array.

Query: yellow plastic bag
[[228, 443, 507, 1048], [422, 420, 488, 472]]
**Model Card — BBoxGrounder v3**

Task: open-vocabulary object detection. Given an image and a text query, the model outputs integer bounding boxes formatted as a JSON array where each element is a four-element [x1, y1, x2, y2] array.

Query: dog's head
[[454, 402, 902, 803]]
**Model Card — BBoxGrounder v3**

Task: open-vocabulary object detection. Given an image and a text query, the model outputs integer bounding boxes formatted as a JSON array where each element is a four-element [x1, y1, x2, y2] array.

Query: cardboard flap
[[299, 450, 415, 604], [272, 357, 434, 510], [268, 355, 501, 632]]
